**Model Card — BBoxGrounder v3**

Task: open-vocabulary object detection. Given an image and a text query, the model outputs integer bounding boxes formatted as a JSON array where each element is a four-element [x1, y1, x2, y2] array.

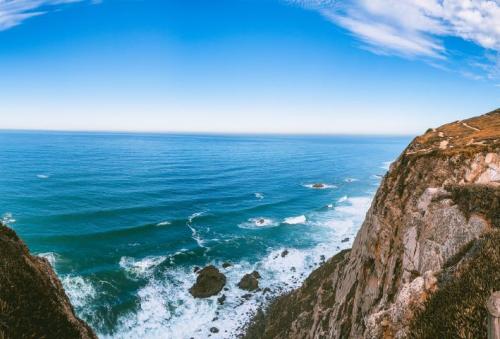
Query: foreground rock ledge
[[0, 224, 96, 339], [245, 109, 500, 339]]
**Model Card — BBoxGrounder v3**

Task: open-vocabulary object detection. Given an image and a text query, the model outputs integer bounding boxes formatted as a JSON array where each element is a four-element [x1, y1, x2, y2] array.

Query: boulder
[[189, 265, 226, 298], [238, 271, 261, 291]]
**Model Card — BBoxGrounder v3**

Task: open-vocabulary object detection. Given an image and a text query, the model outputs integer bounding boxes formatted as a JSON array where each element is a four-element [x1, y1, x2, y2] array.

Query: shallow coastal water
[[0, 131, 410, 338]]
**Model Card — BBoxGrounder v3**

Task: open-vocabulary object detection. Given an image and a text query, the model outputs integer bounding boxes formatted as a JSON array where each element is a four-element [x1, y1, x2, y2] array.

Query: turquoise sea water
[[0, 131, 410, 338]]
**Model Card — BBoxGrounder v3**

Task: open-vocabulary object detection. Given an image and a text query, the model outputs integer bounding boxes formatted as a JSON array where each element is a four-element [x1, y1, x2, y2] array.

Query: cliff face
[[0, 224, 96, 339], [247, 109, 500, 339]]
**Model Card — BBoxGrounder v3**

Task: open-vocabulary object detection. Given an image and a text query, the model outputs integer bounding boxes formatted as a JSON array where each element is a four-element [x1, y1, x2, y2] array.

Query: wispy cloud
[[0, 0, 85, 31], [292, 0, 500, 81]]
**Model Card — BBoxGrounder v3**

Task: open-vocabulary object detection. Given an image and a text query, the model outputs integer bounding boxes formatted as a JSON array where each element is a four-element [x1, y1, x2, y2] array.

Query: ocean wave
[[120, 256, 167, 279], [344, 178, 358, 183], [1, 212, 16, 226], [337, 195, 348, 203], [254, 193, 264, 200], [156, 221, 171, 226], [238, 217, 280, 229], [187, 212, 206, 248], [302, 183, 337, 189], [36, 174, 50, 179], [37, 252, 58, 267], [62, 275, 97, 309], [283, 215, 306, 225], [381, 160, 393, 171]]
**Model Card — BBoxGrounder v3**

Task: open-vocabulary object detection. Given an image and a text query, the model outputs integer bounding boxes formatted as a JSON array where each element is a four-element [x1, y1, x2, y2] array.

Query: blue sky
[[0, 0, 499, 134]]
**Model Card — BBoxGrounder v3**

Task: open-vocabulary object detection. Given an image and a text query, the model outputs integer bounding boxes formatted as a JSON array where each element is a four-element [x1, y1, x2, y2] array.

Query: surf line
[[186, 211, 207, 249]]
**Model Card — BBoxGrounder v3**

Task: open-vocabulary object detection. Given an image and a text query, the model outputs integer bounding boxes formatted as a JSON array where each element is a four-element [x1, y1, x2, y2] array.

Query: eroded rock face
[[189, 265, 226, 298], [0, 224, 96, 339], [247, 109, 500, 339]]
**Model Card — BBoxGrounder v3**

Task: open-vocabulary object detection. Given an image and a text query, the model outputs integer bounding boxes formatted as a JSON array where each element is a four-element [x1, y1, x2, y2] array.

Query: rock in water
[[222, 262, 232, 269], [312, 183, 325, 189], [217, 294, 226, 305], [0, 223, 96, 339], [189, 265, 226, 298], [238, 271, 261, 291]]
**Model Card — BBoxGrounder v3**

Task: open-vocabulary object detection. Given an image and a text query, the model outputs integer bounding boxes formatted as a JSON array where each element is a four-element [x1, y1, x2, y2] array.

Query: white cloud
[[293, 0, 500, 80], [0, 0, 84, 31]]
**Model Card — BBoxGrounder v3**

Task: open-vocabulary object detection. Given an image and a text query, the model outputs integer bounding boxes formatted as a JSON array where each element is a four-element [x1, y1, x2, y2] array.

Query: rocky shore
[[245, 109, 500, 338], [0, 223, 96, 339]]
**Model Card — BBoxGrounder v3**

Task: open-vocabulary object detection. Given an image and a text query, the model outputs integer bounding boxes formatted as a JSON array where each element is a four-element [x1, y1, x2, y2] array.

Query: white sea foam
[[120, 256, 167, 278], [103, 196, 373, 339], [238, 217, 279, 229], [381, 161, 394, 171], [62, 275, 97, 309], [36, 174, 49, 179], [1, 212, 16, 225], [37, 252, 58, 267], [303, 183, 337, 189], [344, 178, 358, 183], [283, 215, 306, 225], [254, 192, 264, 200], [187, 212, 206, 248], [156, 221, 171, 226], [338, 195, 348, 203]]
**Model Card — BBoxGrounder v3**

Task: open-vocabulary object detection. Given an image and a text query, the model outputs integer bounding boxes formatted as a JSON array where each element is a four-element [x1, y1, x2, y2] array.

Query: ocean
[[0, 131, 410, 338]]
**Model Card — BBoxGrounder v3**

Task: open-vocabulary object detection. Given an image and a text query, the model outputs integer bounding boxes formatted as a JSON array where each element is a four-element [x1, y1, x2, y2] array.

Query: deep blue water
[[0, 131, 410, 338]]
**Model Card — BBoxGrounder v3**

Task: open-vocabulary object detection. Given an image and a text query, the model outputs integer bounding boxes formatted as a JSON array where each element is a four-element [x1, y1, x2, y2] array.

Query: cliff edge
[[0, 224, 96, 339], [246, 109, 500, 338]]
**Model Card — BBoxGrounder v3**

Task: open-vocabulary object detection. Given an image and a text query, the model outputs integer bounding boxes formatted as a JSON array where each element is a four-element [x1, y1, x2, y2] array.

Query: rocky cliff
[[0, 224, 96, 339], [246, 109, 500, 338]]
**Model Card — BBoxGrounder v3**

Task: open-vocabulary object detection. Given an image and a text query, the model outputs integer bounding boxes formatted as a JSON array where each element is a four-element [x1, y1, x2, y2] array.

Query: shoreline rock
[[189, 265, 226, 298], [238, 271, 261, 291]]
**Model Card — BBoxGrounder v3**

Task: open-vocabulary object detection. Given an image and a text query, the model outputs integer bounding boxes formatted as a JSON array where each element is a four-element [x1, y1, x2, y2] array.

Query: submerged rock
[[341, 237, 349, 243], [281, 249, 289, 257], [189, 265, 226, 298], [238, 271, 261, 291], [210, 327, 219, 333], [312, 183, 326, 189], [222, 262, 232, 269], [217, 294, 226, 305], [242, 293, 253, 300]]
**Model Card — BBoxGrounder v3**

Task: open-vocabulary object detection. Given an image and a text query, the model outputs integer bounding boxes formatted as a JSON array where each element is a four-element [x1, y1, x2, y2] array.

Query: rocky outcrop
[[238, 271, 262, 291], [246, 109, 500, 338], [0, 224, 96, 339], [189, 265, 226, 298]]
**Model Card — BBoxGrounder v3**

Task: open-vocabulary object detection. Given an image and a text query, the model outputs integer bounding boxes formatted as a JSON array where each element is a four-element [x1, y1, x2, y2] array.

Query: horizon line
[[0, 127, 416, 138]]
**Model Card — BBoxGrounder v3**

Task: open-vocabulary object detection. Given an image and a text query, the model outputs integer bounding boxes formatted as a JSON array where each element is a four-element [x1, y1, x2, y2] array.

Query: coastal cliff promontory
[[0, 224, 96, 339], [246, 109, 500, 338]]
